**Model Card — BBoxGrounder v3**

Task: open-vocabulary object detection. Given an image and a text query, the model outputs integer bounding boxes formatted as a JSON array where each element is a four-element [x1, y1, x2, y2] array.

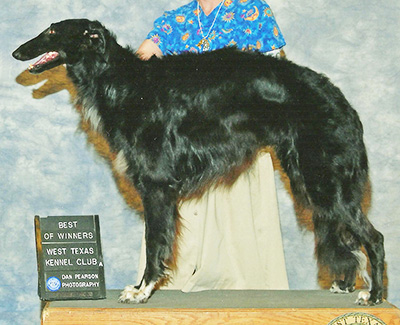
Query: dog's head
[[13, 19, 107, 74]]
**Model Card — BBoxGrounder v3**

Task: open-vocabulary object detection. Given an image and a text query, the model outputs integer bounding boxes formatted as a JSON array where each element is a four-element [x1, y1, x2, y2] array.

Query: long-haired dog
[[13, 19, 384, 305]]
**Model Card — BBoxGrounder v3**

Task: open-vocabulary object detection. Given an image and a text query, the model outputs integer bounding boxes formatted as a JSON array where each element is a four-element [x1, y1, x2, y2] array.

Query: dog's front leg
[[119, 184, 178, 303]]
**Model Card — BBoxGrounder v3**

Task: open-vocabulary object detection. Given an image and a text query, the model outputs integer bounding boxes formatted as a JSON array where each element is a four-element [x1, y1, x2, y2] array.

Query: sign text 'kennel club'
[[35, 215, 106, 300]]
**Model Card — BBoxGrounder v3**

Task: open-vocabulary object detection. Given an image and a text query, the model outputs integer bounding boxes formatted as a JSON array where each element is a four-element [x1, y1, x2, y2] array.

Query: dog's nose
[[12, 48, 23, 60], [12, 47, 31, 61]]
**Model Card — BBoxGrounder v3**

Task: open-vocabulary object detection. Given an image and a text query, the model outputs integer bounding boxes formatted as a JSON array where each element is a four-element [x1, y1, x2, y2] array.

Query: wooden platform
[[41, 290, 400, 324]]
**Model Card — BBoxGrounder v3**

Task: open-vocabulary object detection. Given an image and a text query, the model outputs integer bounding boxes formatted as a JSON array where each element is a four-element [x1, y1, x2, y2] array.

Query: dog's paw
[[118, 282, 155, 304], [355, 290, 383, 306], [330, 280, 354, 294]]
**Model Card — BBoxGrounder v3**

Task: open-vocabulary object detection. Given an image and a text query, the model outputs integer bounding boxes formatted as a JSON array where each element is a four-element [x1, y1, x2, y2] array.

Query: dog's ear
[[83, 27, 106, 53]]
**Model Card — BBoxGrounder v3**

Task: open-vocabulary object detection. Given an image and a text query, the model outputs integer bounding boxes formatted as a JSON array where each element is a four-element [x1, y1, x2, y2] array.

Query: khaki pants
[[138, 152, 288, 291]]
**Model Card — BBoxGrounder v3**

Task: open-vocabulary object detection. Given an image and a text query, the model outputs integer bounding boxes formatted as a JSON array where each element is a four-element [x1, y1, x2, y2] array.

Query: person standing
[[136, 0, 289, 292]]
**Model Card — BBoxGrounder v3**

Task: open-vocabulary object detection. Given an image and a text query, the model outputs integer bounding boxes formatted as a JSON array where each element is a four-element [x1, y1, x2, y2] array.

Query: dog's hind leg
[[313, 215, 362, 294], [119, 185, 178, 303], [343, 208, 385, 305], [313, 207, 384, 305]]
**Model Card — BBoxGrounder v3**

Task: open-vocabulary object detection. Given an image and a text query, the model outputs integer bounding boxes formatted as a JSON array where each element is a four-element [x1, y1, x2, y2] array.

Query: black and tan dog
[[13, 19, 384, 305]]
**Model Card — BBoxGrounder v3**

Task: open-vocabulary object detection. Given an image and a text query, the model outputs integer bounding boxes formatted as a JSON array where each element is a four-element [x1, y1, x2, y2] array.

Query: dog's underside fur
[[13, 19, 385, 305]]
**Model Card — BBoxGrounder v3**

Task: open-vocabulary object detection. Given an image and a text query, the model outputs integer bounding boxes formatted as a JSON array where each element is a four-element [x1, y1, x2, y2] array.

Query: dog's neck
[[66, 39, 144, 107], [65, 38, 146, 135], [67, 39, 134, 84]]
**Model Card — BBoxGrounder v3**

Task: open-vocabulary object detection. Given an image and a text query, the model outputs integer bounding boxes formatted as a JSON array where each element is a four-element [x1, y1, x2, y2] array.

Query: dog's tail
[[313, 215, 371, 291]]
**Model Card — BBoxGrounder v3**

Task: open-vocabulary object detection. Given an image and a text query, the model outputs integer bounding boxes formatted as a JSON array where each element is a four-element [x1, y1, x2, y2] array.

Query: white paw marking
[[330, 281, 351, 294], [118, 281, 155, 304], [355, 290, 371, 305]]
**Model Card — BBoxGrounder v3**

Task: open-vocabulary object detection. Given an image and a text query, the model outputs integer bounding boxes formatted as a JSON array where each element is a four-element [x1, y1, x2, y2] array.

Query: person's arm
[[265, 48, 286, 58], [136, 39, 163, 60]]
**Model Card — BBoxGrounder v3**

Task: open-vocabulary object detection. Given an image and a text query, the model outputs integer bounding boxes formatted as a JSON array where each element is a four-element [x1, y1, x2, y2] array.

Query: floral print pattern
[[147, 0, 285, 55]]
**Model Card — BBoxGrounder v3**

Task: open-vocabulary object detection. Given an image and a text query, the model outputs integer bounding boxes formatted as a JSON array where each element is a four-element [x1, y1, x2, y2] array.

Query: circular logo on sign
[[46, 276, 61, 292], [328, 312, 386, 325]]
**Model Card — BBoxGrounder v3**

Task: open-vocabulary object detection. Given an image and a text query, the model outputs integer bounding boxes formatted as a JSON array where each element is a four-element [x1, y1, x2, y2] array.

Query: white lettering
[[61, 281, 100, 288], [76, 258, 98, 266], [75, 273, 99, 280], [45, 258, 73, 267], [57, 232, 94, 240], [58, 221, 78, 229], [43, 233, 54, 240], [70, 247, 94, 255], [46, 247, 67, 256]]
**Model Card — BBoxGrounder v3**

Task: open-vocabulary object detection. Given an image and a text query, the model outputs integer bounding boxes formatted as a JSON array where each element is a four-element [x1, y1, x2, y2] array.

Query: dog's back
[[121, 49, 367, 203]]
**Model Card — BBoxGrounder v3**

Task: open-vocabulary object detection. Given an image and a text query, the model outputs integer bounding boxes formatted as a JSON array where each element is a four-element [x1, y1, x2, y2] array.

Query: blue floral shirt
[[146, 0, 286, 55]]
